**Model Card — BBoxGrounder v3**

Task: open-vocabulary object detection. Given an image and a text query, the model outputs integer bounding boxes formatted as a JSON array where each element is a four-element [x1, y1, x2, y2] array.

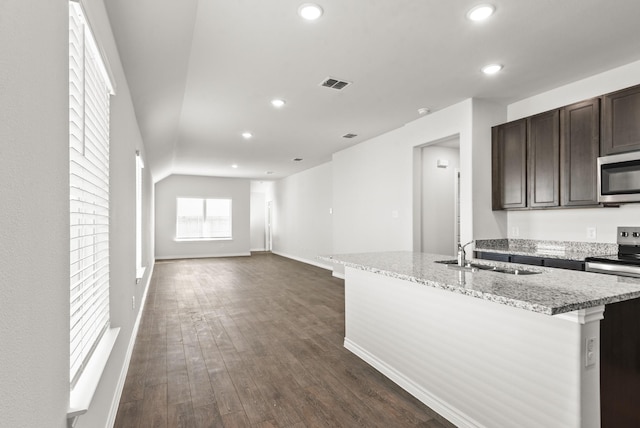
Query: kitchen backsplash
[[476, 238, 618, 260]]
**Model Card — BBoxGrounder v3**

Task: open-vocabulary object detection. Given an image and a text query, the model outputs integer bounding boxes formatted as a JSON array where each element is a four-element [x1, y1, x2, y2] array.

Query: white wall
[[272, 162, 333, 268], [0, 1, 69, 426], [332, 98, 505, 256], [0, 1, 155, 427], [155, 175, 251, 259], [506, 60, 640, 243], [472, 98, 508, 239], [250, 191, 266, 250]]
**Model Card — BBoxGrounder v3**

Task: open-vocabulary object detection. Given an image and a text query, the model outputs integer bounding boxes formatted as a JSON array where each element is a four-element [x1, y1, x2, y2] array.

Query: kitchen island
[[323, 251, 640, 428]]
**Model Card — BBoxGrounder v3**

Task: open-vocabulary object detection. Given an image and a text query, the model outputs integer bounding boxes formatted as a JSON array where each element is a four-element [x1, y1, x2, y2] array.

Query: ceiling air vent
[[342, 133, 358, 139], [320, 77, 351, 90]]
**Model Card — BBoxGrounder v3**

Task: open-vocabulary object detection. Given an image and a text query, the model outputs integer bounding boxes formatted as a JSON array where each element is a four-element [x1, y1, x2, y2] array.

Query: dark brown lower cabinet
[[600, 298, 640, 428]]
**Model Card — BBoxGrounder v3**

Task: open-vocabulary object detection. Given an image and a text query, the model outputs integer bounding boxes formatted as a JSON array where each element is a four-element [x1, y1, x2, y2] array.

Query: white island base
[[344, 267, 604, 428]]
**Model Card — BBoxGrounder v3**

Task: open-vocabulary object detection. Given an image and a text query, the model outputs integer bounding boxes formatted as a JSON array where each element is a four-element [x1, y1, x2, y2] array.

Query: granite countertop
[[321, 251, 640, 316], [474, 238, 618, 261]]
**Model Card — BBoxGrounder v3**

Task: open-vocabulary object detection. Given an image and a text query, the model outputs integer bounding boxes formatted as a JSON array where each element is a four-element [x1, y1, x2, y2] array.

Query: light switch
[[585, 337, 597, 367]]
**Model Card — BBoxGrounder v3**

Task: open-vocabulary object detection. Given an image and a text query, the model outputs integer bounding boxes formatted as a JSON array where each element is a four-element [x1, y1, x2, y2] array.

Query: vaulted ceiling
[[105, 0, 640, 182]]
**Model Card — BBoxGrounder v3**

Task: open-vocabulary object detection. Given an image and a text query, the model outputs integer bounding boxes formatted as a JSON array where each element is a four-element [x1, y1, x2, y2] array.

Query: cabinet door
[[492, 119, 527, 210], [560, 98, 600, 206], [600, 298, 640, 428], [602, 84, 640, 155], [527, 110, 560, 208]]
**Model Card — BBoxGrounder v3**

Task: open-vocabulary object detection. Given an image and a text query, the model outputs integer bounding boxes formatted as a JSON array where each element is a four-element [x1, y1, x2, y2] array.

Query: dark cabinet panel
[[510, 254, 544, 266], [543, 258, 584, 271], [600, 298, 640, 428], [602, 84, 640, 155], [474, 252, 585, 271], [492, 119, 527, 210], [474, 251, 510, 262], [527, 110, 560, 208], [560, 98, 600, 206]]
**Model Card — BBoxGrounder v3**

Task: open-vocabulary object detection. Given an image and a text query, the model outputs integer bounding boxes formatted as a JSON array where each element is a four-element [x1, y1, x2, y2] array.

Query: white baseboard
[[155, 252, 251, 261], [105, 263, 155, 428], [343, 338, 485, 428], [271, 251, 333, 271]]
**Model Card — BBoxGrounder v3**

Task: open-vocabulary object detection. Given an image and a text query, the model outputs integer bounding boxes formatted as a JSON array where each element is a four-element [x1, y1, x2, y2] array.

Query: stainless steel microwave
[[598, 151, 640, 204]]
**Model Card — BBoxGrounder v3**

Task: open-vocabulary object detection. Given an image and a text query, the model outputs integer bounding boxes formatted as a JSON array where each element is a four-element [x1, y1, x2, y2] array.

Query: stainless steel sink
[[435, 260, 541, 275]]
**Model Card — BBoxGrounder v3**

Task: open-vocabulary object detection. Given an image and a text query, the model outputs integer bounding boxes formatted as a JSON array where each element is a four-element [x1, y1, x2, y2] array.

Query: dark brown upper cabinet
[[602, 84, 640, 155], [492, 119, 527, 210], [560, 98, 600, 206], [492, 83, 640, 210], [527, 110, 560, 208], [492, 101, 601, 210]]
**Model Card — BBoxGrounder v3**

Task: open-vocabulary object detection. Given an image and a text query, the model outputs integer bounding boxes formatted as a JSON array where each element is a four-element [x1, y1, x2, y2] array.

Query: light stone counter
[[328, 251, 637, 427], [322, 251, 640, 315]]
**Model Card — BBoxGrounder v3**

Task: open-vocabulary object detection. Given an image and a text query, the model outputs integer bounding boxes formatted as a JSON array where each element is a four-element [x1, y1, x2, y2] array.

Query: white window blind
[[69, 1, 113, 387], [176, 198, 232, 239]]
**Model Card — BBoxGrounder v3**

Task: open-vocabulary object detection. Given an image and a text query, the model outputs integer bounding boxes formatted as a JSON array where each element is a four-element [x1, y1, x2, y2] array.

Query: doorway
[[419, 137, 461, 256], [266, 201, 273, 252]]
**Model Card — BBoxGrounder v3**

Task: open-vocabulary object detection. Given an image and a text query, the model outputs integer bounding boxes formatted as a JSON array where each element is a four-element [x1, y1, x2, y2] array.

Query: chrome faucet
[[457, 240, 474, 267]]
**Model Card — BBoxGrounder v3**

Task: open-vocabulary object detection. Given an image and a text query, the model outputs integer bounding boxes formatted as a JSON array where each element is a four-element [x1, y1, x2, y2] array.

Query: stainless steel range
[[585, 226, 640, 278]]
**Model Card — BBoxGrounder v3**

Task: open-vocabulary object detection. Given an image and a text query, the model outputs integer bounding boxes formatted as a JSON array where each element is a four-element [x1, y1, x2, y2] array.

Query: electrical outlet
[[132, 296, 136, 310], [511, 226, 520, 237], [586, 227, 597, 240], [585, 337, 597, 367]]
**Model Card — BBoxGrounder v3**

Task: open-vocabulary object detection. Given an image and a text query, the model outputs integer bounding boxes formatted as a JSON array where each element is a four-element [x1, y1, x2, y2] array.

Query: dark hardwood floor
[[114, 253, 455, 428]]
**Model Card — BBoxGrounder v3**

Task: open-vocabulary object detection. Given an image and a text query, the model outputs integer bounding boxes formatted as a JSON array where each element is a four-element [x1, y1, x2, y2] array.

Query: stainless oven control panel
[[618, 226, 640, 246]]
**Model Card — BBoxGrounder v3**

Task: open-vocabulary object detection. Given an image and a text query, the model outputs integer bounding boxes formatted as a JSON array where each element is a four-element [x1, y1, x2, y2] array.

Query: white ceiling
[[105, 0, 640, 182]]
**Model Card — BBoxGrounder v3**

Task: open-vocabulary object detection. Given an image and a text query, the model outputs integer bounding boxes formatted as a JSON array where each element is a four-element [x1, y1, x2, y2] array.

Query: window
[[176, 198, 232, 239], [135, 151, 145, 280], [68, 1, 118, 418]]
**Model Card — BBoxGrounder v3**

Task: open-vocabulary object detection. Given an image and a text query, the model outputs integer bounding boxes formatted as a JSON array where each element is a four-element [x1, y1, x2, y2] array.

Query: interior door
[[420, 141, 460, 256]]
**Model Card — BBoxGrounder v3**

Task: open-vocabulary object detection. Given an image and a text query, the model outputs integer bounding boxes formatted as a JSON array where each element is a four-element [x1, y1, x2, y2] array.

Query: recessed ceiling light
[[242, 132, 252, 139], [467, 4, 495, 21], [271, 99, 286, 108], [482, 64, 503, 75], [293, 158, 303, 162], [298, 3, 323, 20], [417, 107, 431, 115], [231, 164, 238, 169], [266, 171, 275, 175]]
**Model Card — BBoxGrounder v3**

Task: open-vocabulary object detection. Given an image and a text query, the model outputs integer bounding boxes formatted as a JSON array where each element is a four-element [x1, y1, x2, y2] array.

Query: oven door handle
[[585, 261, 640, 278]]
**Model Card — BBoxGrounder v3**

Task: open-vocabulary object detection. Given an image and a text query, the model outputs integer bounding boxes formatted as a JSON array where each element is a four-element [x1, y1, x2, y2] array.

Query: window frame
[[175, 197, 233, 241], [135, 151, 145, 280], [68, 0, 119, 420]]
